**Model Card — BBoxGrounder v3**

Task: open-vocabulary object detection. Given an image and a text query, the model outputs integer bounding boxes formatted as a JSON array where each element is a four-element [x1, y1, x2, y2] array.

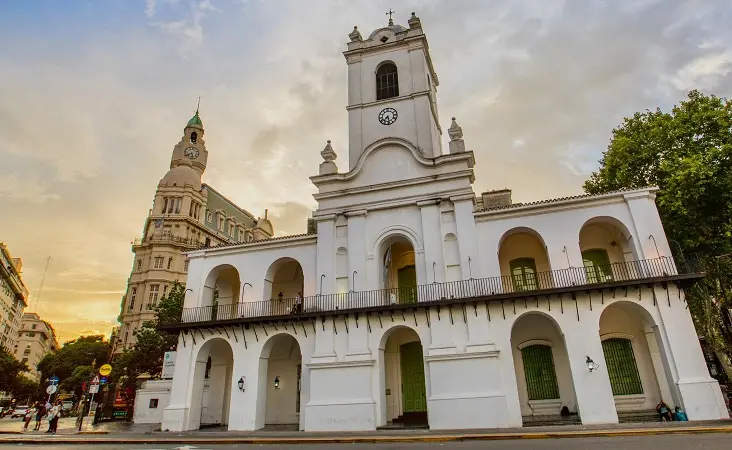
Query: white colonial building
[[160, 14, 728, 432]]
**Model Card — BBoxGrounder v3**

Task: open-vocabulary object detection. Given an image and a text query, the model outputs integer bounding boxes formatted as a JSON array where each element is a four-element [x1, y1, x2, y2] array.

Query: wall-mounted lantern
[[586, 356, 600, 372], [274, 376, 280, 389], [237, 377, 245, 392]]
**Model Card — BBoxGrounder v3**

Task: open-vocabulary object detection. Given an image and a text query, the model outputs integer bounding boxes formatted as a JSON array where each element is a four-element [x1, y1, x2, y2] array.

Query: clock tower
[[344, 12, 442, 170], [169, 109, 209, 175]]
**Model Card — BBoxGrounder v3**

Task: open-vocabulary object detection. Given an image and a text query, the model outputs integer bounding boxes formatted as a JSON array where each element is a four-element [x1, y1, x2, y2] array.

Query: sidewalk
[[0, 419, 731, 445]]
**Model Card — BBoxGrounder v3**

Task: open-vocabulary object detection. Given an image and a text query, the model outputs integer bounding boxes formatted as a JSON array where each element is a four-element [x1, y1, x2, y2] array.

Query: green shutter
[[400, 341, 427, 412], [602, 338, 643, 395], [510, 258, 538, 291], [397, 266, 417, 304], [521, 344, 560, 400], [582, 249, 613, 283]]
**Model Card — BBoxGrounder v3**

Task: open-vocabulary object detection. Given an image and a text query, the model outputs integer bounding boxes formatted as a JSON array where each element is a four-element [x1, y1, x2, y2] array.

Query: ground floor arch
[[379, 325, 428, 427], [599, 301, 675, 412], [257, 333, 304, 429], [190, 337, 234, 429], [511, 312, 578, 421]]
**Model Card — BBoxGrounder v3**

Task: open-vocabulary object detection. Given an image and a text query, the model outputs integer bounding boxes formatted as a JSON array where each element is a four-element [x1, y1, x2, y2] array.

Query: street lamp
[[237, 377, 245, 392], [274, 376, 280, 389], [586, 356, 599, 372]]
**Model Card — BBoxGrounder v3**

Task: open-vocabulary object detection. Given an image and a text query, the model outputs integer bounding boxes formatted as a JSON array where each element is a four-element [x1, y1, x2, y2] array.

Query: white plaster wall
[[134, 380, 172, 424], [184, 239, 317, 312]]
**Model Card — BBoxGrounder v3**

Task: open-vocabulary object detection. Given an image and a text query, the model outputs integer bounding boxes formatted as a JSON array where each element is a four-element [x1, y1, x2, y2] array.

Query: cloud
[[0, 174, 60, 203], [146, 0, 222, 53]]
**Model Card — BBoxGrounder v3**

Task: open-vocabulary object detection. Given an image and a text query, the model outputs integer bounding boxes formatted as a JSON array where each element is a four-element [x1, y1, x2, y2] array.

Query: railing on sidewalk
[[166, 256, 701, 326]]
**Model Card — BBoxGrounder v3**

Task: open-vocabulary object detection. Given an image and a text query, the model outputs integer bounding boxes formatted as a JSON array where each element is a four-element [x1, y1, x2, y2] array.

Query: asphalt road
[[0, 433, 731, 450]]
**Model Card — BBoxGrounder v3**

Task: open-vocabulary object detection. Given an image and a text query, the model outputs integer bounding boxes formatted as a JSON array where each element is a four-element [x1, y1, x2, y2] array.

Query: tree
[[112, 282, 183, 389], [584, 90, 732, 378], [11, 376, 40, 403], [37, 335, 111, 396], [0, 346, 28, 394]]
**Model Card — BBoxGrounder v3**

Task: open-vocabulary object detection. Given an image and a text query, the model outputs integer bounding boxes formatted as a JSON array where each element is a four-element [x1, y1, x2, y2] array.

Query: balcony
[[159, 256, 704, 330], [132, 235, 202, 248]]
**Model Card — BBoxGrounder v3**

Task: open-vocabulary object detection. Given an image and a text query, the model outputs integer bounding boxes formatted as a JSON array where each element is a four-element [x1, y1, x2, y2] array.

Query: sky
[[1, 0, 731, 344]]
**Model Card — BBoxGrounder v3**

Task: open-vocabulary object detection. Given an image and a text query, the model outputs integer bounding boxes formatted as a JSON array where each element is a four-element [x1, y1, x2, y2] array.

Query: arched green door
[[400, 341, 427, 412], [602, 338, 643, 395], [397, 265, 417, 304]]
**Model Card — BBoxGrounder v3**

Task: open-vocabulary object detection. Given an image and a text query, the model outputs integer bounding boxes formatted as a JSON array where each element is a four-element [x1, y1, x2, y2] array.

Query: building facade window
[[136, 259, 142, 271], [148, 284, 160, 308], [510, 258, 538, 292], [582, 249, 614, 284], [128, 287, 137, 311], [184, 260, 189, 272], [154, 257, 164, 269], [207, 211, 213, 223], [376, 62, 399, 100], [167, 257, 173, 270]]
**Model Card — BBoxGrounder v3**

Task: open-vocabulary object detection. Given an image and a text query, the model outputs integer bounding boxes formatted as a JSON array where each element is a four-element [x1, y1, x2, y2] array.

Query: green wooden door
[[397, 265, 417, 304], [602, 338, 643, 395], [521, 345, 560, 400], [400, 341, 427, 413]]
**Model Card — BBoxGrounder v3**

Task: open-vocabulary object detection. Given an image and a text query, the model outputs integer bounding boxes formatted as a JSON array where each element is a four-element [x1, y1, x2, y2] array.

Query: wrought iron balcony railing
[[132, 235, 202, 247], [163, 256, 702, 327]]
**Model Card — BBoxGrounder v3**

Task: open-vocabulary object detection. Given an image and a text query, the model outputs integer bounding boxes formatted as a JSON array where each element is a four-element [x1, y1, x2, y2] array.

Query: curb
[[0, 425, 731, 445]]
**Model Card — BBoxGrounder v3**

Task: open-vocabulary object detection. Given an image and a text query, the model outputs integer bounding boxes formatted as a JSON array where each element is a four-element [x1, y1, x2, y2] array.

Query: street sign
[[49, 376, 60, 385], [100, 376, 108, 385], [89, 385, 99, 394], [46, 385, 57, 395], [92, 375, 100, 384], [99, 364, 112, 376]]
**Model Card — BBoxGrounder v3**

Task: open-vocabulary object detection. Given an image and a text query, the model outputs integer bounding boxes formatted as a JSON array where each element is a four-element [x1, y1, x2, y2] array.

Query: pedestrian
[[34, 402, 46, 431], [23, 403, 37, 431], [46, 400, 61, 434]]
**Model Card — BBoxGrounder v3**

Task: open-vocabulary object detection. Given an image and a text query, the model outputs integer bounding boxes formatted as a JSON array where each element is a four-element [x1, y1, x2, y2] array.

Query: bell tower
[[344, 12, 442, 170], [169, 108, 209, 175]]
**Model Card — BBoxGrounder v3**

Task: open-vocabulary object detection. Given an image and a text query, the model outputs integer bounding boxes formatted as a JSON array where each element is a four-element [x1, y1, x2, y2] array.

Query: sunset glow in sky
[[1, 0, 730, 344]]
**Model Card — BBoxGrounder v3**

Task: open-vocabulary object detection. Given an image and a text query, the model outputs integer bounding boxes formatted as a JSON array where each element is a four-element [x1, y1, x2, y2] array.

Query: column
[[162, 335, 195, 431], [654, 285, 729, 419], [559, 311, 618, 424], [452, 195, 482, 280], [347, 210, 367, 293], [418, 200, 444, 286], [315, 215, 336, 296]]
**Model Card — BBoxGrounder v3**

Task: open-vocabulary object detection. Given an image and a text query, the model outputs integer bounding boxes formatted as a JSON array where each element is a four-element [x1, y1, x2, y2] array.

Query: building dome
[[160, 163, 201, 190], [187, 111, 203, 128], [368, 23, 407, 40]]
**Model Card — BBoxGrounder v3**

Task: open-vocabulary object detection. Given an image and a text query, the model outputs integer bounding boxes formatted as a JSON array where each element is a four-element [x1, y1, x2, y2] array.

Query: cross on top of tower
[[386, 8, 395, 26]]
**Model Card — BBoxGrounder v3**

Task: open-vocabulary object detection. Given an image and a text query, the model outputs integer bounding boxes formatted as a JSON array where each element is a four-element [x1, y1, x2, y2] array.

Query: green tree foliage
[[584, 90, 732, 377], [11, 375, 40, 402], [112, 282, 183, 390], [37, 335, 111, 395], [0, 346, 28, 393]]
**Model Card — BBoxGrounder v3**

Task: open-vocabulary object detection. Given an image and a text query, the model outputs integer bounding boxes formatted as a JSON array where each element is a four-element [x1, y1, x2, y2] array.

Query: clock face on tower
[[378, 107, 398, 125], [184, 146, 199, 159]]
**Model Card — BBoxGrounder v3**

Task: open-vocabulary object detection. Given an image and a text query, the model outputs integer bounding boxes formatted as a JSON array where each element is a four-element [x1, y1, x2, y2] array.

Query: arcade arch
[[189, 338, 234, 429], [257, 334, 304, 429], [498, 228, 553, 292], [202, 264, 241, 320]]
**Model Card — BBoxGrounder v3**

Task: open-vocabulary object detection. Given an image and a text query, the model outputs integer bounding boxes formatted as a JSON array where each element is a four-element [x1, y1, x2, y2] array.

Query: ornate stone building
[[0, 242, 27, 353], [15, 312, 58, 381], [116, 111, 273, 351]]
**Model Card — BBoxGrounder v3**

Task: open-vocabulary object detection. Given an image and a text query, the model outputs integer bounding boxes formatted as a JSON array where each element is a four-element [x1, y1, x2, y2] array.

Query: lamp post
[[586, 356, 599, 372], [237, 377, 245, 392], [319, 274, 325, 295]]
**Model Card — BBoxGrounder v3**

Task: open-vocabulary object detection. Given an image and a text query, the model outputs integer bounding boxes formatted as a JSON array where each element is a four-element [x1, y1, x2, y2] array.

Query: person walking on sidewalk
[[22, 403, 37, 431], [33, 402, 46, 431], [46, 400, 61, 434]]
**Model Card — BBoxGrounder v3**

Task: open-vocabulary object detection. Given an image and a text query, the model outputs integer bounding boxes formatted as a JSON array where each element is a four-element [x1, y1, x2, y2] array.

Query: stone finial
[[408, 12, 421, 29], [349, 26, 363, 42], [319, 140, 339, 175], [448, 117, 466, 154]]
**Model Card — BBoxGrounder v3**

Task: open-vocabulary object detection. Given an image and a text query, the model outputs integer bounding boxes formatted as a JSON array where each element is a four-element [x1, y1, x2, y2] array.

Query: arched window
[[521, 344, 560, 400], [376, 62, 399, 100], [190, 132, 198, 144], [509, 258, 538, 292], [602, 338, 643, 395], [582, 249, 613, 284]]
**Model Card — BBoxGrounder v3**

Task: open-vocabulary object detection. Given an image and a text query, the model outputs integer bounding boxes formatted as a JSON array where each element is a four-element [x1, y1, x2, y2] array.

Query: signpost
[[162, 351, 177, 379], [46, 385, 57, 395], [78, 367, 110, 431]]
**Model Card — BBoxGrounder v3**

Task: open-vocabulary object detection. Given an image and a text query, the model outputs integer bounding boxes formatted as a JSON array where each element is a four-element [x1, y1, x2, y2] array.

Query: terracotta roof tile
[[475, 187, 654, 213]]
